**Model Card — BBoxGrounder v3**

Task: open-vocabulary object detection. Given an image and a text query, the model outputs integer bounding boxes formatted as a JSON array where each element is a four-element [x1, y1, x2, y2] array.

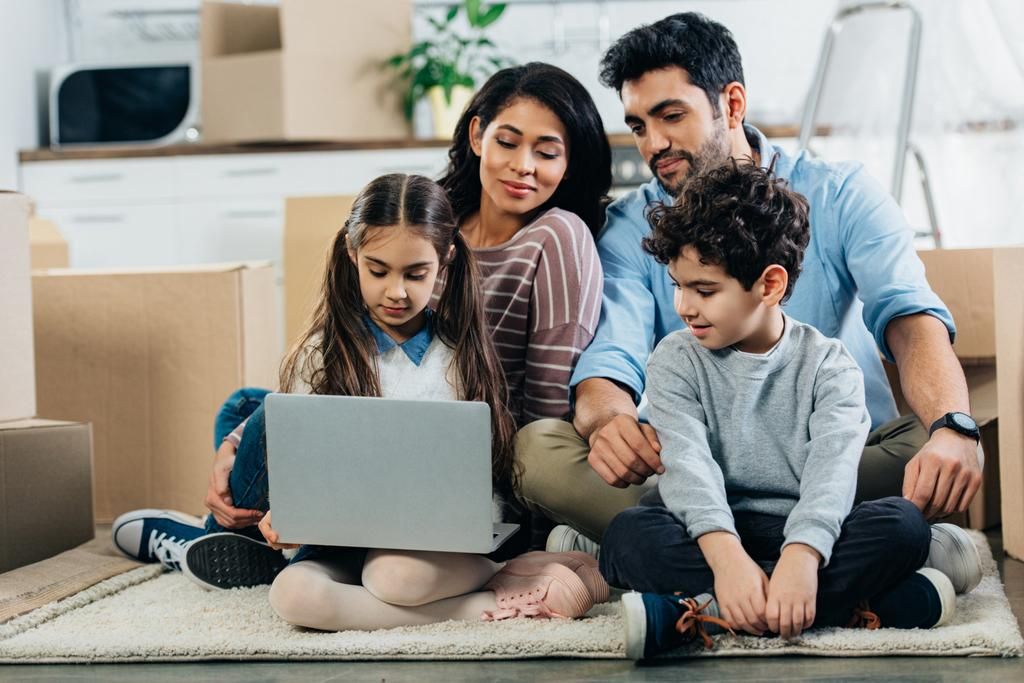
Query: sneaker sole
[[182, 533, 287, 590], [918, 567, 957, 627], [545, 526, 600, 559], [621, 592, 648, 661], [111, 509, 205, 560], [928, 524, 983, 594], [545, 526, 577, 554]]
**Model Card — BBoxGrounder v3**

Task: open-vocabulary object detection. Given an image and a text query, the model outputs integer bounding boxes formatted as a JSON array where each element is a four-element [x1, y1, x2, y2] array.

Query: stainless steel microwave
[[46, 61, 199, 148]]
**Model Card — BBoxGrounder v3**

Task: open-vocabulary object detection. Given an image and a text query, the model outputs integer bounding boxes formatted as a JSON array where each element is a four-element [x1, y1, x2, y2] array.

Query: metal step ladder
[[798, 1, 941, 246]]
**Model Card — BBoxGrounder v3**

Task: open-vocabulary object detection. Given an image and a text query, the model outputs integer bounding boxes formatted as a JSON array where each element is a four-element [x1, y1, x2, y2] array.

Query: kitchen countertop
[[18, 126, 809, 162]]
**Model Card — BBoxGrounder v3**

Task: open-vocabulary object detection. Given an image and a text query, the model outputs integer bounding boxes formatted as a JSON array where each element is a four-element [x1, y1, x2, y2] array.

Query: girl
[[438, 63, 612, 425], [112, 174, 608, 630]]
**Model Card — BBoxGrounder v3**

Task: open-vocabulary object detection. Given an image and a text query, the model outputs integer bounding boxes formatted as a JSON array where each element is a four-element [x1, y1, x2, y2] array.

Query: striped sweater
[[437, 208, 603, 425]]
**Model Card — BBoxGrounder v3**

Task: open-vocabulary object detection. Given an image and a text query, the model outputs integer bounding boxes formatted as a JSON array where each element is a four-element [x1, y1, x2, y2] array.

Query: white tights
[[268, 549, 502, 631]]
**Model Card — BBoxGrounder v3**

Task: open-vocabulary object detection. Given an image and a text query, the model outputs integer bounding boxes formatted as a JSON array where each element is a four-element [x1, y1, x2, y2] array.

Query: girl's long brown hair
[[279, 174, 519, 494]]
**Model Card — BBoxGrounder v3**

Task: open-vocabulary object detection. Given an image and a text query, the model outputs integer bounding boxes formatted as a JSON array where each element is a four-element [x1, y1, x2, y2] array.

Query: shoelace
[[846, 601, 881, 630], [148, 530, 186, 571], [674, 594, 736, 650], [481, 602, 557, 621]]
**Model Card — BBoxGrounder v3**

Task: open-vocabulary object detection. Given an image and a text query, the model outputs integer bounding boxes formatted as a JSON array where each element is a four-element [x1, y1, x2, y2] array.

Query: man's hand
[[204, 440, 264, 529], [700, 532, 769, 636], [257, 510, 299, 551], [903, 429, 982, 518], [586, 414, 664, 488], [766, 544, 820, 639]]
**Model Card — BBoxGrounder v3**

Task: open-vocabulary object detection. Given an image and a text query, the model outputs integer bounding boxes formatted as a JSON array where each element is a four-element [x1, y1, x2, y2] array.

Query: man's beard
[[651, 120, 731, 197]]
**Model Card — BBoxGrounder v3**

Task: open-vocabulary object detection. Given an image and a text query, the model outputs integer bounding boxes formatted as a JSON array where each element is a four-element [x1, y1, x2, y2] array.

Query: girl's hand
[[258, 510, 299, 550], [766, 544, 820, 639], [204, 440, 264, 529]]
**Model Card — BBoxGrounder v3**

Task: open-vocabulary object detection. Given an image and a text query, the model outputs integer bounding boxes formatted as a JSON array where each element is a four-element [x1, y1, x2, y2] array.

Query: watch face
[[951, 413, 977, 431]]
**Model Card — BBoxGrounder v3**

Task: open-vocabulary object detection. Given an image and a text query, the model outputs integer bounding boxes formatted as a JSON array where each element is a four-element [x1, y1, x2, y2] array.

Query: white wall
[[0, 0, 68, 190]]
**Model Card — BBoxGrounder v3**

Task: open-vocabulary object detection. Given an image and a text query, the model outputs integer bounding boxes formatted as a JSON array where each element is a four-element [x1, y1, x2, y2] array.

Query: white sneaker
[[545, 525, 600, 560], [925, 523, 982, 594]]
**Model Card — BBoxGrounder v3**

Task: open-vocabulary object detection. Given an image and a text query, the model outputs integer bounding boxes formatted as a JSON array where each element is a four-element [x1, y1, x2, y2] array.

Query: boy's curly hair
[[642, 157, 810, 301]]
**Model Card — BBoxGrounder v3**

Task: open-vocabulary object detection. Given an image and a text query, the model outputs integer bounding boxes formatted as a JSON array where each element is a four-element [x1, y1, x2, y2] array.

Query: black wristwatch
[[928, 412, 980, 442]]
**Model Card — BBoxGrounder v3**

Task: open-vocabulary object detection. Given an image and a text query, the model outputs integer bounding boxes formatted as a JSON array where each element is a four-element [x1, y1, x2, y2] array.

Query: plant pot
[[426, 85, 474, 140]]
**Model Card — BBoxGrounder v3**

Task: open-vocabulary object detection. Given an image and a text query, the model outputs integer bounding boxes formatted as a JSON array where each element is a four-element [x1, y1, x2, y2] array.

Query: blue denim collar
[[364, 309, 435, 366]]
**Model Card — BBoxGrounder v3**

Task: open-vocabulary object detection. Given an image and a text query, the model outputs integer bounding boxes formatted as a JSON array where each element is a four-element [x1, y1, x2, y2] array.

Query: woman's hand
[[258, 510, 299, 550], [204, 440, 264, 529]]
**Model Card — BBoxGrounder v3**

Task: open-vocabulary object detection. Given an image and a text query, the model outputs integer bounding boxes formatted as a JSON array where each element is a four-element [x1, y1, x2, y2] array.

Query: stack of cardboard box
[[0, 192, 94, 574], [916, 248, 1024, 559], [32, 263, 282, 523]]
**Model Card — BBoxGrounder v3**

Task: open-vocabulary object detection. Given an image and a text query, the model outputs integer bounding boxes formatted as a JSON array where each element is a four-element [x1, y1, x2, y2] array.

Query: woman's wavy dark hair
[[642, 157, 810, 302], [280, 173, 519, 494], [439, 62, 612, 235]]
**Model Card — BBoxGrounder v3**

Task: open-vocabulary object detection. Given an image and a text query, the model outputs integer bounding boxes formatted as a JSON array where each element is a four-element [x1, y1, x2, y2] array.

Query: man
[[517, 12, 982, 549]]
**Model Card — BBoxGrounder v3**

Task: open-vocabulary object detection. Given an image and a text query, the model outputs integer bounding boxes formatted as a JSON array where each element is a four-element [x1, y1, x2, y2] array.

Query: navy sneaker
[[111, 509, 205, 568], [181, 532, 287, 591], [622, 591, 734, 660], [925, 523, 982, 594], [849, 568, 956, 630]]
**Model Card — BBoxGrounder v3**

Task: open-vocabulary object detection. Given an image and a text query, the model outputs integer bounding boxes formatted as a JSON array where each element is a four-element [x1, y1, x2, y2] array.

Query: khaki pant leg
[[514, 418, 654, 542], [856, 414, 928, 503]]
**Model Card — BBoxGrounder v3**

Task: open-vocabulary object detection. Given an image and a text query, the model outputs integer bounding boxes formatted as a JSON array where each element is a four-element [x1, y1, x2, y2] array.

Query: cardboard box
[[283, 195, 355, 345], [32, 263, 281, 523], [200, 0, 411, 143], [29, 216, 69, 270], [918, 247, 1024, 557], [0, 192, 37, 422], [0, 419, 94, 573]]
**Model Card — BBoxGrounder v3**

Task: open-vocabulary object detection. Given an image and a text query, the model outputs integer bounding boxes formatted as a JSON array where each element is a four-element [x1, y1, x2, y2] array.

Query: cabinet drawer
[[295, 149, 452, 194], [20, 159, 178, 205], [174, 155, 298, 199], [42, 204, 180, 268], [176, 200, 285, 270]]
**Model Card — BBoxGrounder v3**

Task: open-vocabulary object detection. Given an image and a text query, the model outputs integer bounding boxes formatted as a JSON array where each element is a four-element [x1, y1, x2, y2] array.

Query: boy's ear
[[759, 264, 789, 305]]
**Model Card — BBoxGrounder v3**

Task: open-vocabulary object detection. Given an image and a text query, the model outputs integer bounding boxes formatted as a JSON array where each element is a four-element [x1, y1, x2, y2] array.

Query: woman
[[439, 62, 612, 425]]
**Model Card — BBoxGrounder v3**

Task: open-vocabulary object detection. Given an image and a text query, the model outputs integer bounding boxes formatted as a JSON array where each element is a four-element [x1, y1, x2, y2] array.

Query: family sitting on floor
[[110, 12, 984, 660]]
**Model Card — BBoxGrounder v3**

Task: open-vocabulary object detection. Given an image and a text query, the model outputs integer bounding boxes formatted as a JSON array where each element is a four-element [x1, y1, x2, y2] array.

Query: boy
[[599, 159, 977, 660]]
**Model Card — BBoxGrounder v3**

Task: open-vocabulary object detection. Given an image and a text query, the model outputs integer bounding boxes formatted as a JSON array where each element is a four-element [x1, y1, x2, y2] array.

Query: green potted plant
[[386, 0, 513, 138]]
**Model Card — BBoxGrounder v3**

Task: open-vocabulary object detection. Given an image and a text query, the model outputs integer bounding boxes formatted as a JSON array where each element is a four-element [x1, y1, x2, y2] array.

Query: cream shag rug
[[0, 531, 1020, 663]]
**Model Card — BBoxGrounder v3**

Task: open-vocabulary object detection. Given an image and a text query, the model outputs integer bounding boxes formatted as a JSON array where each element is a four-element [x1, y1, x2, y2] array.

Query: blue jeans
[[205, 387, 272, 541], [600, 496, 930, 629]]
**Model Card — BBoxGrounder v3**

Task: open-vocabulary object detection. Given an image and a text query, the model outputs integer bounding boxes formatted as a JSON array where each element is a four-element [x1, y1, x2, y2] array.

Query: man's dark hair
[[642, 159, 810, 301], [599, 12, 744, 115]]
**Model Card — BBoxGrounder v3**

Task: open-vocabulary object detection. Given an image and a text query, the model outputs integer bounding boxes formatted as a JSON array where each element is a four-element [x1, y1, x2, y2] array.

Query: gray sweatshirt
[[646, 314, 871, 565]]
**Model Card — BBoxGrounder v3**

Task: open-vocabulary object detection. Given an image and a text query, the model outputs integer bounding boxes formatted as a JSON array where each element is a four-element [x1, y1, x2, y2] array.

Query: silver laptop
[[264, 393, 519, 554]]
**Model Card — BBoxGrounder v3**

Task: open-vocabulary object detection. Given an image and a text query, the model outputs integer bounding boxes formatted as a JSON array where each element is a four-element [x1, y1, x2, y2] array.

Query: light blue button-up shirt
[[570, 125, 955, 429]]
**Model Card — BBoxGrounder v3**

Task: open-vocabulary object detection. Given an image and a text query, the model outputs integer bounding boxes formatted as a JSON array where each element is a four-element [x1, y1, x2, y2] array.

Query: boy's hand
[[257, 510, 299, 551], [700, 532, 769, 635], [766, 544, 821, 639]]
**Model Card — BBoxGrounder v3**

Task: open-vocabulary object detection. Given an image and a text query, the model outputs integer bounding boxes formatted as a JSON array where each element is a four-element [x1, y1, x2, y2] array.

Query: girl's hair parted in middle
[[279, 173, 519, 493]]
